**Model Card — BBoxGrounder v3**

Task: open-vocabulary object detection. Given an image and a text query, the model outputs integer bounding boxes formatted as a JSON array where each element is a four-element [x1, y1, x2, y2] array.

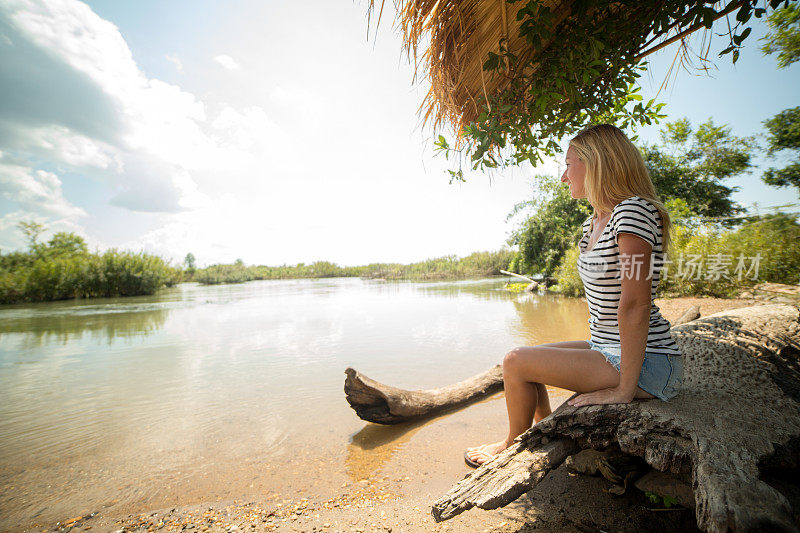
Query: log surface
[[344, 364, 503, 424]]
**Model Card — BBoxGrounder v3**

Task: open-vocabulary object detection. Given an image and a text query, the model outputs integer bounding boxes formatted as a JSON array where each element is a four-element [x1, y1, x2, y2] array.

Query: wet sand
[[22, 296, 762, 532], [49, 387, 703, 533]]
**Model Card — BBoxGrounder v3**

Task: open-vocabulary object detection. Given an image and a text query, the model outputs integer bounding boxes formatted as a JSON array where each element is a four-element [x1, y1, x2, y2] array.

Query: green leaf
[[739, 27, 751, 43], [736, 5, 751, 23], [702, 8, 714, 28]]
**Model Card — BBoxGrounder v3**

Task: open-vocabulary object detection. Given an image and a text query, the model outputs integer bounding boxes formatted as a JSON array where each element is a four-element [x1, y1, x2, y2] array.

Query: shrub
[[553, 212, 800, 299], [1, 246, 179, 304], [553, 247, 584, 297]]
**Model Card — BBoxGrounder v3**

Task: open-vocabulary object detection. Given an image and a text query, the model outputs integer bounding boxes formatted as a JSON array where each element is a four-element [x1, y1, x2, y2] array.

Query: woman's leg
[[468, 340, 585, 451], [531, 340, 591, 422], [467, 340, 648, 465], [506, 341, 589, 432], [534, 382, 551, 423]]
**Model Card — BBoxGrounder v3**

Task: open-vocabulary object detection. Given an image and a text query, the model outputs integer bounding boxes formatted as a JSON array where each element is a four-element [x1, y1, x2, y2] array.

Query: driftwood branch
[[432, 435, 579, 521], [673, 304, 700, 326], [344, 364, 502, 424]]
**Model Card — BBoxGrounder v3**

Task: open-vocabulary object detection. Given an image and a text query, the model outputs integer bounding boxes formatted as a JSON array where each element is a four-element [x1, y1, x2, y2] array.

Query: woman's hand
[[567, 387, 634, 407]]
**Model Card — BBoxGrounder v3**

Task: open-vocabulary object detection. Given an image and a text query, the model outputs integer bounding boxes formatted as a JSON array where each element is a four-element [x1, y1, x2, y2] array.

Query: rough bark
[[430, 304, 800, 532], [344, 365, 503, 424]]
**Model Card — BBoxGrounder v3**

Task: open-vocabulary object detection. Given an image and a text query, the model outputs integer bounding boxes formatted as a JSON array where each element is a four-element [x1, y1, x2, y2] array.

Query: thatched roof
[[370, 0, 561, 132], [369, 0, 761, 161]]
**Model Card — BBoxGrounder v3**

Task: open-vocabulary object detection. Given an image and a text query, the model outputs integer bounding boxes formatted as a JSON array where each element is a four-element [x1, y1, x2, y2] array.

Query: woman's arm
[[615, 233, 653, 401], [567, 232, 653, 407]]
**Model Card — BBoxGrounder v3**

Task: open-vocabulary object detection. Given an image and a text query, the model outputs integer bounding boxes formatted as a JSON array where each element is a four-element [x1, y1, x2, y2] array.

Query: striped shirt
[[577, 196, 681, 356]]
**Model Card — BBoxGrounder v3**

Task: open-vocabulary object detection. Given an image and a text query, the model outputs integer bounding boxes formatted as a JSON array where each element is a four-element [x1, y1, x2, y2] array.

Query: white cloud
[[214, 54, 240, 70], [0, 0, 286, 233], [165, 53, 183, 73], [35, 126, 120, 169], [0, 160, 87, 221], [212, 105, 281, 153]]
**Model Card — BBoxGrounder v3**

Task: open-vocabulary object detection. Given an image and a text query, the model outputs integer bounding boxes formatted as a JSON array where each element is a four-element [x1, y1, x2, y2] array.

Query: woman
[[465, 124, 684, 468]]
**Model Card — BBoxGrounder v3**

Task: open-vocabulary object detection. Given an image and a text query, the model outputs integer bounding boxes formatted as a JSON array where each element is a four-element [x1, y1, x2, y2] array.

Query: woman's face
[[561, 145, 587, 199]]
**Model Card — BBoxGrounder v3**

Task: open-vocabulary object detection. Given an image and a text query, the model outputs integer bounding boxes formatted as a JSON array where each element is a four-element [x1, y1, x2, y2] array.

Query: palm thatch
[[368, 0, 762, 158], [372, 0, 567, 133]]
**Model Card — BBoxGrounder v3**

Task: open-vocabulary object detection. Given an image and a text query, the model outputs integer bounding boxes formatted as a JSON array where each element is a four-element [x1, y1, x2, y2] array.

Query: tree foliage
[[45, 232, 89, 256], [433, 0, 785, 176], [762, 106, 800, 195], [640, 118, 754, 222], [506, 175, 592, 277], [17, 220, 45, 249], [762, 3, 800, 68], [510, 118, 755, 279], [184, 253, 196, 271]]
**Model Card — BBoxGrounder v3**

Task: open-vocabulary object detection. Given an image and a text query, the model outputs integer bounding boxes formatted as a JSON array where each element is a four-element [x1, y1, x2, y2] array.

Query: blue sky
[[0, 1, 797, 267]]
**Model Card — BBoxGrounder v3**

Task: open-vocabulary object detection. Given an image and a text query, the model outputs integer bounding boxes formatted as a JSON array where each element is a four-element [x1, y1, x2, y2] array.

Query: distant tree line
[[190, 250, 516, 285]]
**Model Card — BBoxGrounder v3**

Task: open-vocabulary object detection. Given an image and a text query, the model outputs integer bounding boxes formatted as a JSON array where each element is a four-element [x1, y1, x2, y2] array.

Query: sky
[[0, 0, 797, 268]]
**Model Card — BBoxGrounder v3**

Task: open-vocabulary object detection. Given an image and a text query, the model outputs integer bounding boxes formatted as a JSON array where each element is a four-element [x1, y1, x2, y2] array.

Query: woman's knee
[[503, 346, 538, 375]]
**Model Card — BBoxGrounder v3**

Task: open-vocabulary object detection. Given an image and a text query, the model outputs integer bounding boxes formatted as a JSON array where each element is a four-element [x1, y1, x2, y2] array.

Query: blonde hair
[[569, 124, 671, 250]]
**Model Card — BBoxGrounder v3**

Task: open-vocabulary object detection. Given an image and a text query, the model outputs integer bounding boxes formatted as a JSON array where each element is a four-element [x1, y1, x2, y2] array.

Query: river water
[[0, 277, 590, 529]]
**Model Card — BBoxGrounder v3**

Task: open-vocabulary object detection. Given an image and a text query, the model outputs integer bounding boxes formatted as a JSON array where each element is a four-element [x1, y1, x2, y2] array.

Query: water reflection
[[0, 307, 171, 348], [414, 277, 522, 300], [509, 293, 590, 346], [344, 391, 505, 481], [0, 276, 592, 530]]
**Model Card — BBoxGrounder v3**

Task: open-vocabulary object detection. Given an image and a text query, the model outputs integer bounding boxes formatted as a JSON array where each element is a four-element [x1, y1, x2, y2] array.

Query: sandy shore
[[32, 296, 764, 533]]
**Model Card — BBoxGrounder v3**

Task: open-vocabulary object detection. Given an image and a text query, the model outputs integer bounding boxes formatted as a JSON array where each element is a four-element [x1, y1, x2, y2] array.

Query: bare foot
[[465, 439, 511, 465]]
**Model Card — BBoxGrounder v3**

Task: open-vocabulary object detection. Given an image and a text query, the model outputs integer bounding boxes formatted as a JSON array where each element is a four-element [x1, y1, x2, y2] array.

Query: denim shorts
[[587, 339, 683, 401]]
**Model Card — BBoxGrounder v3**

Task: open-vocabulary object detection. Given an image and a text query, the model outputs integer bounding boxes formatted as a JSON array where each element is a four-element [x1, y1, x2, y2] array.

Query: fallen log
[[344, 364, 502, 424], [431, 304, 800, 532]]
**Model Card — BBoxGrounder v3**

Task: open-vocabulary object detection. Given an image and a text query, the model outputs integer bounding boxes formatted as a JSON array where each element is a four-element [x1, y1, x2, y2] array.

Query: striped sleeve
[[611, 197, 658, 248]]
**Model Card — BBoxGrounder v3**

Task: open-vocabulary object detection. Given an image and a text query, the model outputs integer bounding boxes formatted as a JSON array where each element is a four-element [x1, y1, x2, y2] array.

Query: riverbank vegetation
[[0, 223, 180, 304], [1, 219, 517, 302], [193, 249, 515, 284]]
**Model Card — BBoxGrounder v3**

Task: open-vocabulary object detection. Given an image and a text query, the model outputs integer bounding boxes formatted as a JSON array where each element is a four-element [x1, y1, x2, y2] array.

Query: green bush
[[552, 247, 584, 297], [194, 263, 254, 284], [1, 236, 180, 304], [553, 213, 800, 298]]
